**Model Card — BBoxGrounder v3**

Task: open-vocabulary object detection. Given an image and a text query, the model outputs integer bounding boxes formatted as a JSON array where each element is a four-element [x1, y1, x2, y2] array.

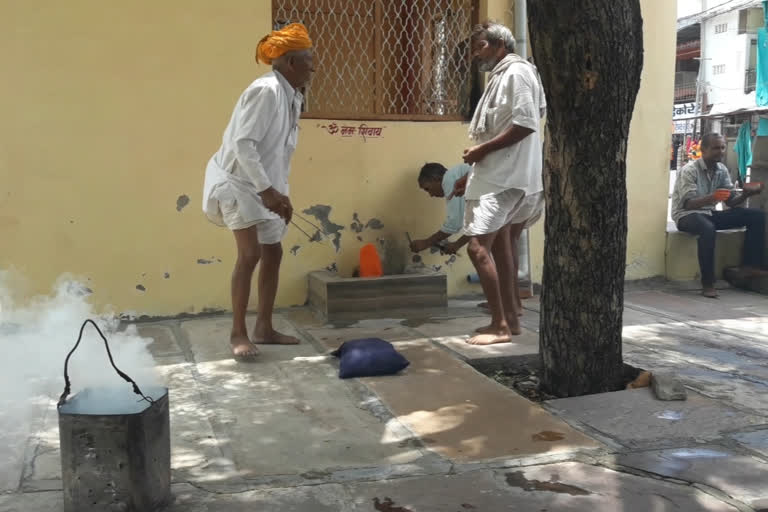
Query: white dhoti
[[463, 189, 544, 236], [202, 158, 287, 244]]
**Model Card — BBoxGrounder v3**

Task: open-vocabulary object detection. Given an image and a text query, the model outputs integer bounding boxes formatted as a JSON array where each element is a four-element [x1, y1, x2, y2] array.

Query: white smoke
[[0, 271, 161, 414]]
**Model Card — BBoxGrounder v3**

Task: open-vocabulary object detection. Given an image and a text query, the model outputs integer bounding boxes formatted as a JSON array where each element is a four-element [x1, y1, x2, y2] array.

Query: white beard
[[478, 57, 499, 72]]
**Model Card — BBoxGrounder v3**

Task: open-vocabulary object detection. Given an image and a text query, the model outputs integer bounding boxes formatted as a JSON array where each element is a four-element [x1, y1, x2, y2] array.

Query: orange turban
[[256, 23, 313, 65]]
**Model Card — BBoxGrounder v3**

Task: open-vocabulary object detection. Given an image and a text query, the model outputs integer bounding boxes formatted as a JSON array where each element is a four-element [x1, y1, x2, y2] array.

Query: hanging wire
[[58, 319, 154, 408]]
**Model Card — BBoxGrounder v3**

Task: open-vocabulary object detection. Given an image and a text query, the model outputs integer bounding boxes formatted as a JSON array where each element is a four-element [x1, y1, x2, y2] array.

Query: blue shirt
[[441, 164, 471, 234]]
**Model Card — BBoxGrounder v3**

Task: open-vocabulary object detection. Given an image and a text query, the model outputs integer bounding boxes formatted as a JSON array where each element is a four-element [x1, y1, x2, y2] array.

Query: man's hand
[[409, 239, 431, 253], [450, 174, 469, 199], [463, 144, 489, 165], [440, 241, 461, 255], [259, 187, 292, 222]]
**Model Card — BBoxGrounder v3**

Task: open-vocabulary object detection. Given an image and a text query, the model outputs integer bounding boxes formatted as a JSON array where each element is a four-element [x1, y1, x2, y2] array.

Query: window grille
[[273, 0, 478, 121]]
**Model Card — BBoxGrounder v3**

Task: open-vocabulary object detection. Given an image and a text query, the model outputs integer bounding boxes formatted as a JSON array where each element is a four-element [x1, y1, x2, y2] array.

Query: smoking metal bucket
[[57, 319, 170, 512]]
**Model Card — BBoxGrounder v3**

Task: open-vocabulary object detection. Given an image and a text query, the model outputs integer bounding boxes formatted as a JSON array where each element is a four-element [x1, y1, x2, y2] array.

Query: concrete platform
[[308, 270, 447, 321], [616, 446, 768, 508], [1, 463, 744, 512], [357, 341, 600, 462], [4, 282, 768, 511]]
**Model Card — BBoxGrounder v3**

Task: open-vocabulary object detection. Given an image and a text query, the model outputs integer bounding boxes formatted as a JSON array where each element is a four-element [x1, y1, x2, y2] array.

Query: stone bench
[[665, 227, 745, 282]]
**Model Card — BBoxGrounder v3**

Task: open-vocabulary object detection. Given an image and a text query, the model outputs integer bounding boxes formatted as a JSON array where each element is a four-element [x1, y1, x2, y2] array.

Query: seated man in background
[[671, 133, 767, 298], [410, 162, 471, 255]]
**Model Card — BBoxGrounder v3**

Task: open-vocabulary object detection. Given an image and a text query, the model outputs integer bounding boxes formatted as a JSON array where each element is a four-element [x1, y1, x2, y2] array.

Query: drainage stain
[[532, 431, 565, 442], [505, 471, 590, 496], [373, 497, 413, 512]]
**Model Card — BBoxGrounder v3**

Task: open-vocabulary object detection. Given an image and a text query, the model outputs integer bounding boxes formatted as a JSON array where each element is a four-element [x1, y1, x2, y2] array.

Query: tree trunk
[[528, 1, 644, 397]]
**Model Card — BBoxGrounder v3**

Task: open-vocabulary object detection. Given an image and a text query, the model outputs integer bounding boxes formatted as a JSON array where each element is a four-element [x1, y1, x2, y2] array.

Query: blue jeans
[[677, 208, 766, 287]]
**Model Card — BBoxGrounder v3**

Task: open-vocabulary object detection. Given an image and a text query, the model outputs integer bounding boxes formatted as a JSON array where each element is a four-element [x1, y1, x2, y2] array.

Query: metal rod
[[289, 220, 314, 241], [292, 212, 325, 233]]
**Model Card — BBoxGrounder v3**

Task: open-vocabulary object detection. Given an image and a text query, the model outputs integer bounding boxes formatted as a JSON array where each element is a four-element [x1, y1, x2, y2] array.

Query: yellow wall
[[488, 0, 677, 282], [1, 0, 675, 316]]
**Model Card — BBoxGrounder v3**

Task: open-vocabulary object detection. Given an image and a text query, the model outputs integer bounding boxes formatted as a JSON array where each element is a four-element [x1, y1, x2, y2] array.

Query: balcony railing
[[745, 68, 757, 94], [675, 82, 697, 102], [676, 39, 701, 59]]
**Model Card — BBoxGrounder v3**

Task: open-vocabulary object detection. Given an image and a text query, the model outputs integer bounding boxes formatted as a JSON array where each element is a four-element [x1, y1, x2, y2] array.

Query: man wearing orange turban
[[256, 23, 313, 65], [202, 23, 315, 361]]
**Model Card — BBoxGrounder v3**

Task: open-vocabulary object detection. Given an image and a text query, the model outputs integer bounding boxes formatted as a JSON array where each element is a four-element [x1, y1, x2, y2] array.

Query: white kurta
[[465, 57, 547, 200], [203, 71, 303, 226]]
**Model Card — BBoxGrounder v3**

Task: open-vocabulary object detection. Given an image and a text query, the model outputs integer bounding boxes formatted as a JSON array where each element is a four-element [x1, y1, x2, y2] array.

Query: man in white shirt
[[202, 23, 315, 361], [410, 162, 471, 254], [454, 21, 546, 345]]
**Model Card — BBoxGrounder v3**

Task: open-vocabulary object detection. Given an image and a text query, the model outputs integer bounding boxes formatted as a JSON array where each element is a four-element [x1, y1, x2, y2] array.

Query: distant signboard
[[673, 102, 697, 134], [673, 102, 697, 119]]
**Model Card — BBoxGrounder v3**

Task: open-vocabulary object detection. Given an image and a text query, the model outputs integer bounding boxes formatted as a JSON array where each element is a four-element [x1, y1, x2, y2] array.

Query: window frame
[[272, 0, 480, 122]]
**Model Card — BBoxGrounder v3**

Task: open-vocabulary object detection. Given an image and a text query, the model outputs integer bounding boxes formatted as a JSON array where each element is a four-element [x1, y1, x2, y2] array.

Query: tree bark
[[528, 1, 644, 397]]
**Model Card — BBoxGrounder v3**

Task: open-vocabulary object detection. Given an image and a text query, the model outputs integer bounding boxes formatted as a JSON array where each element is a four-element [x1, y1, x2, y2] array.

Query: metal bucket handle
[[57, 319, 154, 408]]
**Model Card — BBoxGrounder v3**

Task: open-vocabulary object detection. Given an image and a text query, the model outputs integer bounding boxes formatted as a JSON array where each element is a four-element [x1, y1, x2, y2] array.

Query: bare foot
[[702, 287, 719, 299], [477, 318, 523, 334], [475, 324, 497, 334], [467, 330, 512, 345], [230, 334, 259, 362], [253, 329, 300, 345], [506, 321, 523, 335]]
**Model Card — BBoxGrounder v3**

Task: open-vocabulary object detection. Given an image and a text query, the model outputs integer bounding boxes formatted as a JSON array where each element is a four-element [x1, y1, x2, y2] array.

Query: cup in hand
[[714, 189, 731, 202]]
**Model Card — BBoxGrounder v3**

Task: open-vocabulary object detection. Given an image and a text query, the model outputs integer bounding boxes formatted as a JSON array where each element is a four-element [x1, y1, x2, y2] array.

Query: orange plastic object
[[714, 189, 731, 201], [359, 243, 383, 277]]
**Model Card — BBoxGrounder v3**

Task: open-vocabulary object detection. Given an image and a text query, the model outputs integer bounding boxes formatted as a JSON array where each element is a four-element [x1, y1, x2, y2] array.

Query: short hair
[[471, 21, 516, 52], [701, 133, 724, 149], [418, 163, 447, 183]]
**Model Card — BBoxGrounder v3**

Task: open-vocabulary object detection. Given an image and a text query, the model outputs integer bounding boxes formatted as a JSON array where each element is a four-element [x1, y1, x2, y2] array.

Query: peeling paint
[[432, 265, 442, 272], [136, 284, 146, 292], [176, 194, 190, 212], [290, 245, 301, 256], [309, 230, 322, 242], [164, 272, 170, 279], [302, 205, 344, 251], [65, 282, 93, 296], [350, 213, 365, 233], [445, 255, 457, 265], [429, 246, 441, 254], [325, 262, 338, 273], [356, 236, 363, 242], [412, 254, 422, 263], [365, 218, 384, 230], [197, 258, 214, 264]]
